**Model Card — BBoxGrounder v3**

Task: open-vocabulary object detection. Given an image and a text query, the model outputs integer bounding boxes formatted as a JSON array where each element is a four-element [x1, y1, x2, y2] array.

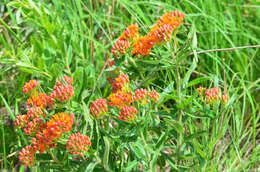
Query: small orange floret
[[119, 106, 138, 121], [131, 35, 155, 56], [66, 133, 91, 157], [111, 39, 130, 57], [19, 145, 36, 166], [119, 23, 139, 41], [204, 87, 220, 103], [90, 98, 108, 118], [148, 90, 160, 102], [133, 88, 149, 104], [112, 73, 130, 93], [221, 94, 229, 104], [107, 91, 133, 108], [22, 80, 40, 94], [27, 93, 49, 109]]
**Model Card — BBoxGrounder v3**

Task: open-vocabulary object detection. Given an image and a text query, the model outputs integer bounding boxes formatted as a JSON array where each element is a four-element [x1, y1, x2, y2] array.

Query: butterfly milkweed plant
[[11, 9, 233, 171]]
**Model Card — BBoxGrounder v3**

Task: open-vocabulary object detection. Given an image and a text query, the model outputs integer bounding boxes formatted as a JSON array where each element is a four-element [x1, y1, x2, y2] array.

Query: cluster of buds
[[16, 76, 91, 165], [22, 80, 40, 95], [111, 11, 185, 58], [50, 76, 74, 103], [19, 146, 36, 166], [90, 98, 108, 118], [111, 23, 139, 57], [197, 86, 229, 105], [111, 73, 130, 93], [119, 106, 138, 121], [90, 72, 160, 122], [133, 88, 149, 104], [66, 133, 91, 157]]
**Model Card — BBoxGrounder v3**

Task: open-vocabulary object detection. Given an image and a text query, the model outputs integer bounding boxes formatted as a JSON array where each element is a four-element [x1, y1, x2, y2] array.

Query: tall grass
[[0, 0, 259, 171]]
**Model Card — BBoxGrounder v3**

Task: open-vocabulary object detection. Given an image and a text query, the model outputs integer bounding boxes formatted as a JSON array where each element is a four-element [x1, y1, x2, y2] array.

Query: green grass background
[[0, 0, 259, 171]]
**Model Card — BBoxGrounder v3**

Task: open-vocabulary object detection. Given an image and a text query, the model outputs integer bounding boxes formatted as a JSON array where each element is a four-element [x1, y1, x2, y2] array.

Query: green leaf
[[103, 136, 111, 171]]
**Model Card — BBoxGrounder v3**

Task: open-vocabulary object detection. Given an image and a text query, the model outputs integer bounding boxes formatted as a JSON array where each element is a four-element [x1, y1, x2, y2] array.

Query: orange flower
[[112, 73, 130, 93], [90, 98, 108, 118], [45, 112, 74, 138], [119, 23, 139, 41], [148, 90, 160, 102], [66, 133, 91, 156], [27, 93, 49, 109], [111, 39, 130, 57], [23, 118, 45, 136], [51, 82, 74, 103], [19, 145, 36, 166], [119, 106, 138, 121], [131, 35, 155, 56], [14, 115, 28, 128], [133, 88, 149, 104], [221, 94, 229, 104], [27, 106, 44, 119], [149, 10, 185, 44], [204, 87, 220, 104], [32, 112, 74, 153], [22, 80, 40, 95], [107, 91, 133, 108]]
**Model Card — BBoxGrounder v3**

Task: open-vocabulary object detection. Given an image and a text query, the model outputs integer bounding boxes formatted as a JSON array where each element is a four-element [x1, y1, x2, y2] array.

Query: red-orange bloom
[[27, 106, 44, 119], [204, 87, 220, 103], [133, 88, 149, 104], [90, 98, 108, 118], [66, 133, 91, 157], [14, 115, 28, 128], [119, 23, 139, 41], [107, 91, 133, 108], [22, 80, 40, 94], [156, 10, 185, 29], [148, 90, 160, 102], [221, 94, 229, 104], [111, 39, 130, 57], [131, 35, 155, 56], [119, 106, 138, 121], [23, 118, 45, 136], [44, 112, 74, 138], [51, 83, 74, 103], [19, 145, 36, 166], [112, 73, 130, 93], [27, 93, 49, 109]]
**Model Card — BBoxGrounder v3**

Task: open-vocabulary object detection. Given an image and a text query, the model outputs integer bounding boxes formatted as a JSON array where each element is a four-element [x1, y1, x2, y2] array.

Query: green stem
[[139, 128, 150, 169]]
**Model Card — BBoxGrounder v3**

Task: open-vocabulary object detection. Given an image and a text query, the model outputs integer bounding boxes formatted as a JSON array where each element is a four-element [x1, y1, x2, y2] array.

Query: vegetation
[[0, 0, 259, 171]]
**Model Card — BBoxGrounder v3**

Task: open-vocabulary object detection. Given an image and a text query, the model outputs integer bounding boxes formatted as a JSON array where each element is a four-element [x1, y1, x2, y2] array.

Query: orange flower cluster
[[133, 88, 149, 104], [50, 76, 74, 103], [90, 72, 160, 122], [32, 112, 74, 153], [111, 11, 185, 58], [107, 91, 133, 108], [27, 93, 49, 109], [112, 73, 130, 93], [119, 23, 139, 41], [90, 98, 108, 118], [197, 86, 229, 104], [22, 80, 40, 94], [111, 39, 130, 57], [119, 106, 138, 121], [19, 145, 36, 166], [148, 90, 160, 102], [66, 133, 91, 157], [111, 24, 139, 57], [16, 76, 91, 165], [132, 10, 185, 56]]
